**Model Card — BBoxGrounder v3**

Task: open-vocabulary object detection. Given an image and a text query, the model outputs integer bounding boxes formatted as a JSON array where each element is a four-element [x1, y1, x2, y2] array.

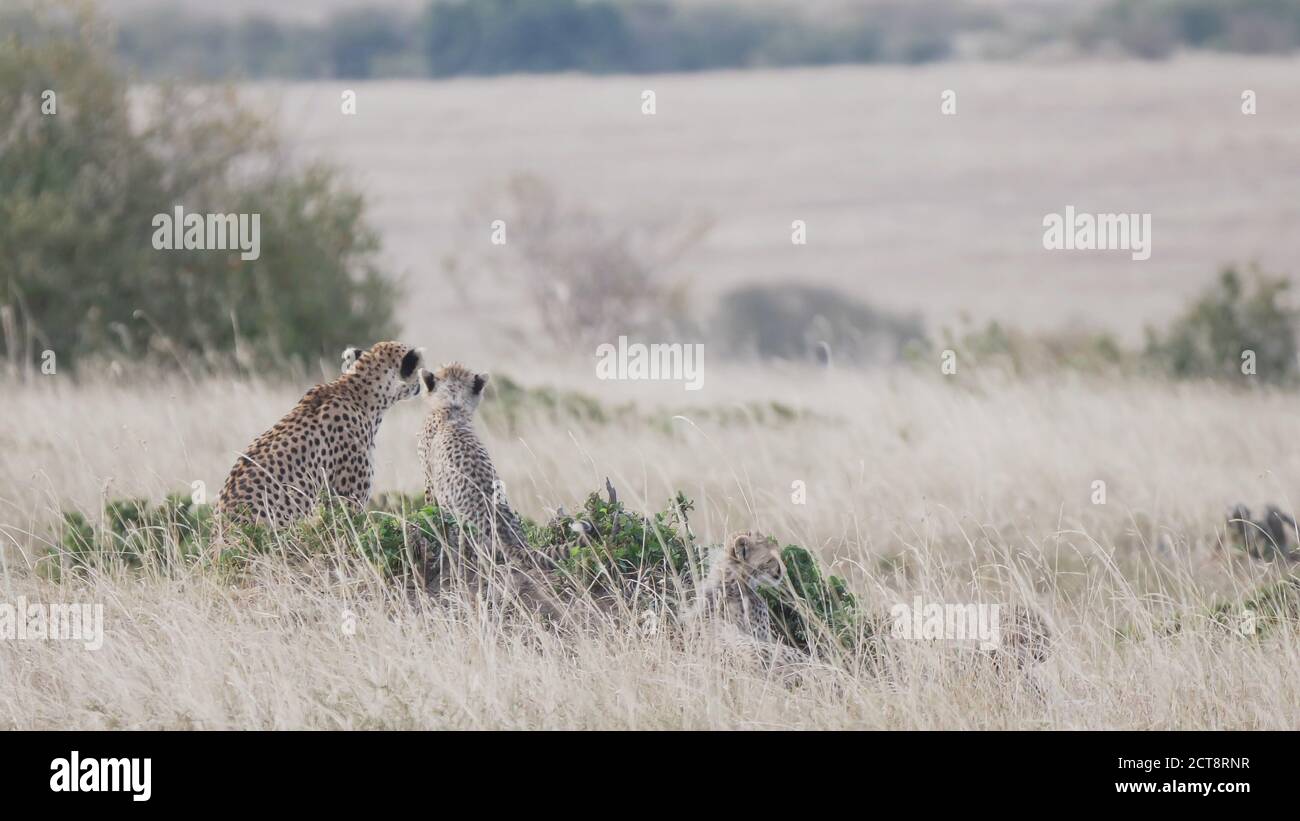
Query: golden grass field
[[3, 361, 1299, 729], [5, 57, 1300, 729]]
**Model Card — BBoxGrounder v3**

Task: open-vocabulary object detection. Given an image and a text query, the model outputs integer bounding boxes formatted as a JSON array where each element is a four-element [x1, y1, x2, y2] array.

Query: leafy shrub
[[760, 545, 861, 653], [1143, 268, 1298, 383], [926, 267, 1295, 382], [932, 319, 1127, 377], [0, 4, 400, 373], [59, 494, 213, 571], [54, 485, 863, 655], [1208, 575, 1300, 638], [53, 495, 451, 579], [534, 484, 700, 597], [712, 283, 926, 364], [309, 501, 459, 577], [534, 483, 864, 652]]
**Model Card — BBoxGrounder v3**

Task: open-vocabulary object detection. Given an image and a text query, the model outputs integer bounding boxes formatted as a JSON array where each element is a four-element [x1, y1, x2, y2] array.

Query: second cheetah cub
[[690, 532, 786, 643]]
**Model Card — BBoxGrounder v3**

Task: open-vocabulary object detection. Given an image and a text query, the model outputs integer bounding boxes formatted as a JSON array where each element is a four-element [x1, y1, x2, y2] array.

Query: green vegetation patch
[[1144, 268, 1298, 384], [533, 485, 700, 595], [760, 545, 862, 654], [1208, 575, 1300, 638], [53, 494, 454, 580], [52, 485, 864, 656], [1, 4, 399, 372]]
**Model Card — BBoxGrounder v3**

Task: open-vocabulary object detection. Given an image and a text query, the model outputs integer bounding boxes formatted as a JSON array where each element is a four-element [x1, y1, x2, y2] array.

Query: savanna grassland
[[5, 47, 1300, 729], [3, 359, 1299, 729]]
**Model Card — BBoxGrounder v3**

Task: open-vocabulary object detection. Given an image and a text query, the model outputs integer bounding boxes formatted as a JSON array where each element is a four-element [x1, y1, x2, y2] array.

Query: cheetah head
[[344, 341, 425, 404], [725, 531, 785, 591], [419, 362, 489, 416]]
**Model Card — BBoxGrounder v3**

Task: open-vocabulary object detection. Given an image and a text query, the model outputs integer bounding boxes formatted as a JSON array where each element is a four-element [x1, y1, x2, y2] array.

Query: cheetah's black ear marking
[[732, 535, 750, 560], [472, 373, 489, 395], [420, 369, 437, 394], [400, 348, 423, 379]]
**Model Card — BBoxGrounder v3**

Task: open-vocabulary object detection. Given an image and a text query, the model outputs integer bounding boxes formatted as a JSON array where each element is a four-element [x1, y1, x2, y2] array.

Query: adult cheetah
[[216, 341, 425, 527]]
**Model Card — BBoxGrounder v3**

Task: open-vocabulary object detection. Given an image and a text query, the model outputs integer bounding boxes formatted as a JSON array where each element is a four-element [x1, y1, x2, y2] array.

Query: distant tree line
[[101, 0, 1300, 82], [107, 0, 985, 80], [1078, 0, 1300, 59]]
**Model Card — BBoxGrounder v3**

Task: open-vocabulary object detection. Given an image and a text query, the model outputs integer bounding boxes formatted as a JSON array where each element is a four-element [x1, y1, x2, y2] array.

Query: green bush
[[53, 494, 451, 579], [1143, 268, 1298, 383], [932, 319, 1127, 377], [59, 493, 212, 571], [51, 477, 873, 660], [1208, 575, 1300, 638], [0, 4, 399, 372], [53, 486, 864, 655], [760, 545, 861, 653], [533, 486, 700, 595], [925, 267, 1296, 383], [531, 485, 864, 652]]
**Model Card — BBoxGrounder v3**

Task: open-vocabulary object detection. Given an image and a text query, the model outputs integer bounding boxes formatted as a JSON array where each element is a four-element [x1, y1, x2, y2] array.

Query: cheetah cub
[[417, 363, 529, 558], [416, 364, 563, 619], [690, 531, 786, 643]]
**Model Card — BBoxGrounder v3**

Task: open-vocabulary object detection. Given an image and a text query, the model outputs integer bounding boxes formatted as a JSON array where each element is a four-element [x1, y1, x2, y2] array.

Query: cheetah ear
[[731, 534, 751, 561], [400, 347, 424, 380], [341, 346, 365, 371], [472, 373, 489, 395], [420, 368, 437, 394]]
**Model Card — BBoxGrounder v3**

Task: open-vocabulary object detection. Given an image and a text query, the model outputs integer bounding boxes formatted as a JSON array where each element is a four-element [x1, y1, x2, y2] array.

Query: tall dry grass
[[1, 360, 1297, 728]]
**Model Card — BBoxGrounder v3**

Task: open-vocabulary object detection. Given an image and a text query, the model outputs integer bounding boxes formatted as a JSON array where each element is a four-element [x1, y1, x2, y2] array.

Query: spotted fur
[[417, 363, 529, 555], [216, 341, 425, 527], [690, 531, 785, 642]]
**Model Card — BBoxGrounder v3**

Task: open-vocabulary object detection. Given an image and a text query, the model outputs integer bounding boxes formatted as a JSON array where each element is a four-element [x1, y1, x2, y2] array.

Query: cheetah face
[[420, 362, 489, 415], [729, 532, 785, 591], [347, 341, 425, 405]]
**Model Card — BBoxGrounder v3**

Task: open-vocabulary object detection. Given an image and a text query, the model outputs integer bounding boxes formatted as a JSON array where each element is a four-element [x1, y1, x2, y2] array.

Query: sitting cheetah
[[216, 341, 425, 527], [687, 531, 812, 682], [417, 363, 530, 556], [416, 363, 561, 617], [689, 532, 785, 643]]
